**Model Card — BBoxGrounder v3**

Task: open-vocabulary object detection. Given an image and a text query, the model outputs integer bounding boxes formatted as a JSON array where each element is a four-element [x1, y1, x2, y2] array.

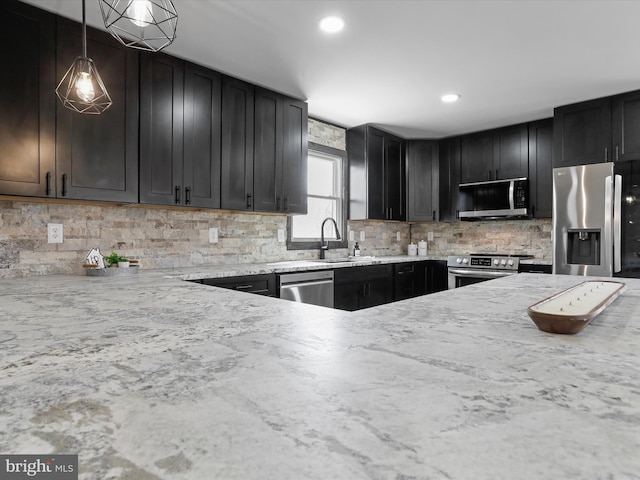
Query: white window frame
[[287, 142, 348, 250]]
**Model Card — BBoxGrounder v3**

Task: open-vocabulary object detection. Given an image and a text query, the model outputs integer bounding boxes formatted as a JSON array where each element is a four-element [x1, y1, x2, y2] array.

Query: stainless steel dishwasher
[[278, 270, 334, 308]]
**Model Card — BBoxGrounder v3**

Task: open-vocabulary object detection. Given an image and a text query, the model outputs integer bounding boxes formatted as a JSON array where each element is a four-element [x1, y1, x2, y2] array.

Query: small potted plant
[[105, 251, 129, 268]]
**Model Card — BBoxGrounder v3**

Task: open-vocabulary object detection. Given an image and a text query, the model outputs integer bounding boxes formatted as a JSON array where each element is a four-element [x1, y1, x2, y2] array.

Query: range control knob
[[507, 259, 514, 267], [462, 258, 469, 264], [500, 259, 507, 266], [456, 257, 462, 264], [493, 259, 499, 266]]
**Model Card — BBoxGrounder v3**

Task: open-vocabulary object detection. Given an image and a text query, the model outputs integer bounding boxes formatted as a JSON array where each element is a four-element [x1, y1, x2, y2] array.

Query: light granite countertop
[[1, 268, 637, 480]]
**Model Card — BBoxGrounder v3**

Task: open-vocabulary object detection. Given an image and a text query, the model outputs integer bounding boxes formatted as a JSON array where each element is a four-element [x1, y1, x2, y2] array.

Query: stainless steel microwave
[[458, 178, 529, 220]]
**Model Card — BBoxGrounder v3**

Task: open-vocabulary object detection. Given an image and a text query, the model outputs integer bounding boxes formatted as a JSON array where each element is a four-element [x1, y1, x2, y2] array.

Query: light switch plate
[[348, 230, 355, 241], [277, 229, 286, 243], [396, 231, 401, 241], [428, 232, 434, 241], [360, 230, 365, 241], [208, 227, 218, 244], [47, 223, 63, 244]]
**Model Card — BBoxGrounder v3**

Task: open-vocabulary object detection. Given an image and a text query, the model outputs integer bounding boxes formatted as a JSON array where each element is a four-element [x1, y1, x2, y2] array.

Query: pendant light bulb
[[75, 72, 95, 102], [127, 0, 153, 27]]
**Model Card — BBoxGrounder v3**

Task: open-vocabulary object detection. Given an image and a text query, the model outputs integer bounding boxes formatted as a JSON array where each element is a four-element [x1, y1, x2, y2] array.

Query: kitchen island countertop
[[1, 270, 638, 479]]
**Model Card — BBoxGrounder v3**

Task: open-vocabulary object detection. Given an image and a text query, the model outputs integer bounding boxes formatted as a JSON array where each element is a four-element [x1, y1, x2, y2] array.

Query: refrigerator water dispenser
[[567, 229, 600, 266]]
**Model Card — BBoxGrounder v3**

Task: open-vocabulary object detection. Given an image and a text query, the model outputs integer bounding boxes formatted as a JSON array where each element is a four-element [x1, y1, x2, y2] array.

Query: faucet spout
[[320, 217, 341, 259]]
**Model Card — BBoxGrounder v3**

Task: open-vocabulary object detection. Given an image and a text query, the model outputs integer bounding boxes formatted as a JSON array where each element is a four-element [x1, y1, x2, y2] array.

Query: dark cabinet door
[[394, 262, 417, 301], [528, 119, 553, 218], [427, 260, 448, 293], [281, 96, 308, 214], [385, 135, 406, 221], [439, 137, 461, 221], [253, 88, 283, 213], [553, 97, 612, 167], [221, 76, 254, 211], [460, 132, 493, 183], [334, 265, 392, 311], [408, 140, 439, 221], [56, 18, 138, 202], [139, 52, 183, 205], [612, 90, 640, 162], [493, 124, 528, 179], [183, 62, 221, 208], [0, 0, 55, 197], [366, 128, 386, 219]]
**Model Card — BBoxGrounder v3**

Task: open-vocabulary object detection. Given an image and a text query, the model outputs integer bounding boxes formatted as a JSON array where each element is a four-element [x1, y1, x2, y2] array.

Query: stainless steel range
[[447, 254, 530, 289]]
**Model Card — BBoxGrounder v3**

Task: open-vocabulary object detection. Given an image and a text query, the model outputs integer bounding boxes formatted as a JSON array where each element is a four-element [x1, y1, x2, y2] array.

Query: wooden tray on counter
[[527, 280, 626, 334]]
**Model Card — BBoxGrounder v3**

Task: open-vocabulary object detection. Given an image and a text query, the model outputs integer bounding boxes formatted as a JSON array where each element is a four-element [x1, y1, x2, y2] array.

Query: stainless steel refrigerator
[[553, 161, 640, 278]]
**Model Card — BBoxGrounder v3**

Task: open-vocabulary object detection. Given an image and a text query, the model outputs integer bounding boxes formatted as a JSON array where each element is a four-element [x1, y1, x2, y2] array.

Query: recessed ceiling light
[[319, 16, 345, 34], [441, 93, 461, 103]]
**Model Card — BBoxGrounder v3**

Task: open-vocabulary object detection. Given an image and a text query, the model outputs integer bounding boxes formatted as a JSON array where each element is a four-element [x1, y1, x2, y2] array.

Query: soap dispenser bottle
[[354, 242, 361, 257]]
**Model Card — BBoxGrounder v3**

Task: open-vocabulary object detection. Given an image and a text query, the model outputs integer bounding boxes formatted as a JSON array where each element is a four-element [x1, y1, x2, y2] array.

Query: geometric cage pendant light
[[99, 0, 178, 53], [55, 0, 112, 114]]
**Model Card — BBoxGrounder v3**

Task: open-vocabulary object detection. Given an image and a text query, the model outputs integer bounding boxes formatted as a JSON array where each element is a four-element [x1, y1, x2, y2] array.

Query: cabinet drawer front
[[202, 274, 276, 296], [334, 264, 392, 284]]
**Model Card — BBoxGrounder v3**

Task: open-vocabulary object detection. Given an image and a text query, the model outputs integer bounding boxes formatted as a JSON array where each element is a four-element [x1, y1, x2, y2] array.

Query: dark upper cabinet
[[460, 124, 528, 183], [553, 97, 612, 167], [140, 57, 221, 208], [221, 76, 254, 211], [493, 124, 529, 179], [407, 140, 439, 222], [460, 132, 493, 183], [56, 17, 138, 202], [0, 0, 55, 197], [183, 62, 221, 208], [528, 119, 553, 218], [281, 96, 308, 214], [139, 52, 184, 206], [348, 125, 406, 221], [438, 137, 461, 221], [612, 90, 640, 162], [385, 135, 406, 221], [253, 89, 308, 214]]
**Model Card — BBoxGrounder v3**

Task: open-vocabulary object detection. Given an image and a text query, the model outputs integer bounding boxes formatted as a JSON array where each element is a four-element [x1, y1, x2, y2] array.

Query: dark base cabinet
[[195, 274, 277, 297], [334, 265, 393, 311]]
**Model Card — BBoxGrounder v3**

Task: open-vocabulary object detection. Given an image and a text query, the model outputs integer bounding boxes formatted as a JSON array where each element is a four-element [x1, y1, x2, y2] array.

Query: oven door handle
[[448, 268, 517, 279]]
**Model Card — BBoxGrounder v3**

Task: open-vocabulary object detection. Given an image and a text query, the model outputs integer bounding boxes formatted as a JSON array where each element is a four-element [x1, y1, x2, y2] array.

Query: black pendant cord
[[81, 0, 87, 58]]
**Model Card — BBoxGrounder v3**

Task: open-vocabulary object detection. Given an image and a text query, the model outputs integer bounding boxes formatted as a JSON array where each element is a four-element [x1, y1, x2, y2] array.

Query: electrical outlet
[[348, 230, 355, 241], [47, 223, 63, 244], [428, 231, 434, 241], [208, 227, 218, 244], [277, 228, 286, 243], [396, 231, 401, 241], [360, 230, 365, 241]]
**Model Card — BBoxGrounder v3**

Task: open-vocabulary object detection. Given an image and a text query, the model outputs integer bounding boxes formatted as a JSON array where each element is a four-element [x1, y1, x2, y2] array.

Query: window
[[288, 142, 347, 249]]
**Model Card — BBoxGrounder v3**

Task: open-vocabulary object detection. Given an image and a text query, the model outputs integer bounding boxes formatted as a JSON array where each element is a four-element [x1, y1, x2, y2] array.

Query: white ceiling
[[21, 0, 640, 138]]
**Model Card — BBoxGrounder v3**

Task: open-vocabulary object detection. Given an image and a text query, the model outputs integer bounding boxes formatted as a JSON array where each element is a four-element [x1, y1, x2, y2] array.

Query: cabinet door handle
[[616, 146, 620, 161], [495, 169, 499, 180], [185, 187, 191, 205], [432, 210, 436, 221], [389, 207, 393, 219], [246, 193, 252, 209], [45, 172, 51, 196], [61, 173, 67, 197], [276, 197, 282, 211], [284, 197, 289, 212], [604, 147, 608, 162], [175, 186, 181, 204]]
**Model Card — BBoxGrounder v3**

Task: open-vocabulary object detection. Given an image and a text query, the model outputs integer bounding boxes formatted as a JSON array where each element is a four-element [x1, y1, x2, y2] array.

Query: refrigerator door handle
[[613, 174, 622, 273]]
